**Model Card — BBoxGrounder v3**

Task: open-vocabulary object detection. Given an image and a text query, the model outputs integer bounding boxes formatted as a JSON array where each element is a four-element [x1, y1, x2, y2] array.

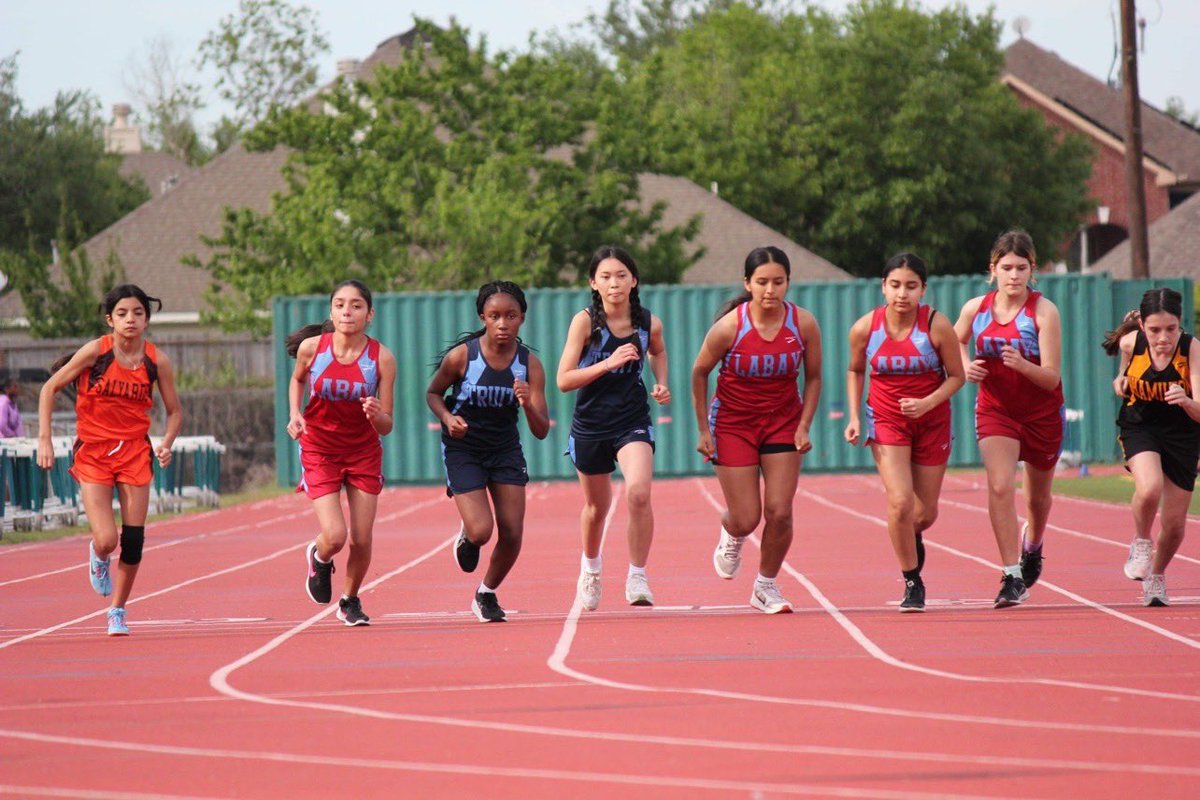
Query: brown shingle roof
[[1089, 192, 1200, 278], [638, 174, 849, 283], [119, 152, 198, 197], [1004, 38, 1200, 183]]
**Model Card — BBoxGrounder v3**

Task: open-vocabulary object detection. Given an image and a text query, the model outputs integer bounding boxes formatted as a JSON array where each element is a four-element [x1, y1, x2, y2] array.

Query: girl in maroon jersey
[[953, 230, 1063, 609], [845, 254, 964, 612], [286, 280, 397, 627], [691, 246, 823, 614]]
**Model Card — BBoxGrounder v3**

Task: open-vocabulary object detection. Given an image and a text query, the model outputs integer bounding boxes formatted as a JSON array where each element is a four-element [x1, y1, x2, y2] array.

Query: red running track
[[1, 472, 1198, 799]]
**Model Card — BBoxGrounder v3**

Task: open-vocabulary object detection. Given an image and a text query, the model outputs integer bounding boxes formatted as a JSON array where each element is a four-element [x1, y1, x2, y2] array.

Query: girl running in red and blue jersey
[[954, 230, 1064, 609], [37, 285, 183, 636], [287, 280, 396, 627], [427, 281, 550, 623], [691, 246, 823, 614], [845, 253, 964, 612], [557, 246, 670, 611], [1103, 289, 1200, 606]]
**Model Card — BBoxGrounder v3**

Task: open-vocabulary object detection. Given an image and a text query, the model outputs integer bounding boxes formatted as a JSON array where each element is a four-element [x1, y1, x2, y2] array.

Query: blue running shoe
[[89, 541, 112, 597], [107, 607, 129, 636]]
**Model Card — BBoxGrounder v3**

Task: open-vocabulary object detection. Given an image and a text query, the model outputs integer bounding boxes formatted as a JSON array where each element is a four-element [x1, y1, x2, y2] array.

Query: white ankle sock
[[628, 564, 646, 578], [582, 554, 602, 573]]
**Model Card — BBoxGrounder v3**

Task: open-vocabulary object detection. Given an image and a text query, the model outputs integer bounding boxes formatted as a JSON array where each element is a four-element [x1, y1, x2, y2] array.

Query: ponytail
[[716, 246, 792, 322], [1101, 311, 1140, 356], [1102, 288, 1185, 356], [285, 320, 334, 358]]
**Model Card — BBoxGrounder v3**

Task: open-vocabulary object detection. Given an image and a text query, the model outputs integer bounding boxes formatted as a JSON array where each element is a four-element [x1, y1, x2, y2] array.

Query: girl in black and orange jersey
[[1103, 288, 1200, 607], [37, 285, 183, 636]]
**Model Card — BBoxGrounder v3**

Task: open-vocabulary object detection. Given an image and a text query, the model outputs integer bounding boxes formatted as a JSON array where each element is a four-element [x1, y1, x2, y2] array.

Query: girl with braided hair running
[[428, 281, 550, 622], [558, 246, 670, 611]]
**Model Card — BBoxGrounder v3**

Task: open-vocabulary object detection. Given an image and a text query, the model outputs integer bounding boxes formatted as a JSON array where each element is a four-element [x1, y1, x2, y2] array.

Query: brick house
[[1003, 38, 1200, 271]]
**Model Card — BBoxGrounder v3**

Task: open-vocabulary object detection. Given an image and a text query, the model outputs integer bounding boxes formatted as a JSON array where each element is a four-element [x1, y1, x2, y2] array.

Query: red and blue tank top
[[970, 290, 1063, 418], [714, 301, 806, 415], [866, 304, 944, 414], [300, 333, 382, 454]]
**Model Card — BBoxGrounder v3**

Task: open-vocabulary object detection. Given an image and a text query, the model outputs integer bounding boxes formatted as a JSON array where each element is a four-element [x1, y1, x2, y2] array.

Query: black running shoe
[[1020, 546, 1044, 587], [305, 541, 334, 604], [993, 574, 1029, 609], [337, 596, 370, 626], [899, 579, 926, 613], [915, 532, 926, 574], [471, 591, 506, 623], [453, 529, 481, 573]]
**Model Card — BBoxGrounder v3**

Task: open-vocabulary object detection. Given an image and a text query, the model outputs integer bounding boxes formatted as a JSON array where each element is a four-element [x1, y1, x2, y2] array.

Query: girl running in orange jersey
[[1103, 289, 1200, 606], [287, 280, 396, 627], [36, 285, 183, 636]]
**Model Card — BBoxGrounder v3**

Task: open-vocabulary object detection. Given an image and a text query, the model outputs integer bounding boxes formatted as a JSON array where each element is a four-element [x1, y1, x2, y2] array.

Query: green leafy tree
[[1164, 96, 1199, 128], [123, 36, 209, 165], [190, 21, 699, 334], [604, 0, 1093, 275], [0, 52, 148, 257], [198, 0, 331, 151], [2, 206, 127, 338]]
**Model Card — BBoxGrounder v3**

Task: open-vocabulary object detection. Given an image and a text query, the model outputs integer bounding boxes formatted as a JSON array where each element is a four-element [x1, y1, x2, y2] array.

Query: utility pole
[[1121, 0, 1150, 277]]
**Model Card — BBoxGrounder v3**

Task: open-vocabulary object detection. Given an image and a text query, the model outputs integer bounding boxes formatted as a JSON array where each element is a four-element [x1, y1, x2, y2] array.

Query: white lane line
[[0, 509, 311, 589], [0, 731, 1029, 800], [937, 496, 1200, 568], [789, 484, 1200, 693]]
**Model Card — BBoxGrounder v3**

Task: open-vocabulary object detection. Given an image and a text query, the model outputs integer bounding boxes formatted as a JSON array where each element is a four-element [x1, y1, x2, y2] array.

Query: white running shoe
[[1143, 574, 1169, 607], [577, 570, 602, 611], [1124, 538, 1153, 581], [625, 572, 654, 606], [713, 527, 744, 579], [750, 581, 793, 614]]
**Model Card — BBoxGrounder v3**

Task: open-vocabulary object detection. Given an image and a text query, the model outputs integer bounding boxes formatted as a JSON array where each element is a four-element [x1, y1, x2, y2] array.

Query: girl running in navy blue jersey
[[287, 280, 396, 627], [558, 246, 670, 611], [428, 281, 550, 622]]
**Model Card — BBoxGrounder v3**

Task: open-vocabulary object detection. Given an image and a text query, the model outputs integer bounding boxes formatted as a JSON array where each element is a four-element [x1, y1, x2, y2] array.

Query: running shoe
[[305, 541, 334, 604], [993, 574, 1029, 609], [472, 591, 507, 622], [453, 528, 480, 573], [899, 578, 926, 613], [1143, 574, 1169, 607], [915, 532, 926, 574], [625, 572, 654, 606], [1124, 538, 1153, 581], [713, 528, 744, 579], [336, 596, 371, 626], [106, 607, 129, 636], [577, 569, 602, 611], [750, 581, 793, 614], [1019, 523, 1044, 587], [89, 541, 112, 597]]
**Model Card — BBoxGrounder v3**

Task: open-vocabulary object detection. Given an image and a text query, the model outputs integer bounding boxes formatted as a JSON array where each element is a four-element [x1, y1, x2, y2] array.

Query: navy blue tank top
[[571, 307, 652, 439], [443, 337, 529, 451]]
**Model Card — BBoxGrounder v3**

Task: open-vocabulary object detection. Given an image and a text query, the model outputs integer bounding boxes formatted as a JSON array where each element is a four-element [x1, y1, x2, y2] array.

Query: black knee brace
[[119, 525, 145, 565]]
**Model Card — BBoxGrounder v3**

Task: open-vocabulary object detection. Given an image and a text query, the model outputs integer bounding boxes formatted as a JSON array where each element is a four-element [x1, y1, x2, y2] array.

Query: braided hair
[[587, 245, 648, 343], [433, 280, 529, 367]]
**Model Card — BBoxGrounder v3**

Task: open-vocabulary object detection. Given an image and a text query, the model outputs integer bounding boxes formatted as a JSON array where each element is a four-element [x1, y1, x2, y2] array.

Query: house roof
[[119, 152, 198, 197], [641, 174, 849, 283], [1004, 38, 1200, 184], [1088, 192, 1200, 278]]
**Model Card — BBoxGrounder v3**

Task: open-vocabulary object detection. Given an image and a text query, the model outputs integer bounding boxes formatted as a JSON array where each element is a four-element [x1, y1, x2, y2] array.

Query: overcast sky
[[3, 0, 1197, 131]]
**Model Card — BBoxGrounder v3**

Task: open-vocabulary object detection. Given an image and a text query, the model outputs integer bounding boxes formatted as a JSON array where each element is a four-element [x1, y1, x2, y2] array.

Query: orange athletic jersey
[[74, 335, 159, 442]]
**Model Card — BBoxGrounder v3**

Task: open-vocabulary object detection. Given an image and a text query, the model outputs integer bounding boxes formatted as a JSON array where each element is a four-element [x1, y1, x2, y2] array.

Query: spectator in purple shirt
[[0, 380, 25, 437]]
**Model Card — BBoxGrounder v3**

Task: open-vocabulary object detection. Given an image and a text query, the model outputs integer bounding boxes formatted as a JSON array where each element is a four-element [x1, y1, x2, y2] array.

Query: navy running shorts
[[441, 443, 529, 496], [567, 425, 655, 476]]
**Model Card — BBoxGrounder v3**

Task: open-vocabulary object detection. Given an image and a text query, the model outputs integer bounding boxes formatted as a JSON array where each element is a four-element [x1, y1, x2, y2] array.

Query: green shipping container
[[273, 273, 1193, 486]]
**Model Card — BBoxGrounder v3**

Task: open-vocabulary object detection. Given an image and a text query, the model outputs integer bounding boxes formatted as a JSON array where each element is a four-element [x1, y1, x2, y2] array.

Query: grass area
[[0, 483, 292, 546], [1051, 471, 1200, 515]]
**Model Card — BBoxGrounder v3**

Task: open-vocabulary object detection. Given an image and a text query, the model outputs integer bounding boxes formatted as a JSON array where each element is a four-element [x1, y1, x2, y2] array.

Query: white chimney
[[337, 59, 361, 80], [104, 103, 142, 154], [710, 181, 719, 196]]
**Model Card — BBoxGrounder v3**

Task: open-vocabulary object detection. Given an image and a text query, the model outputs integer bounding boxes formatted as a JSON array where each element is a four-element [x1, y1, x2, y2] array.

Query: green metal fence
[[273, 273, 1193, 486]]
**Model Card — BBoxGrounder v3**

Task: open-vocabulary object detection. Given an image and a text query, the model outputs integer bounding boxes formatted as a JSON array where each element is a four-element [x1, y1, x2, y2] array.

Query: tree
[[2, 205, 127, 338], [0, 52, 147, 257], [1164, 96, 1199, 128], [197, 0, 330, 149], [603, 0, 1093, 275], [189, 21, 699, 334], [123, 36, 209, 165]]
